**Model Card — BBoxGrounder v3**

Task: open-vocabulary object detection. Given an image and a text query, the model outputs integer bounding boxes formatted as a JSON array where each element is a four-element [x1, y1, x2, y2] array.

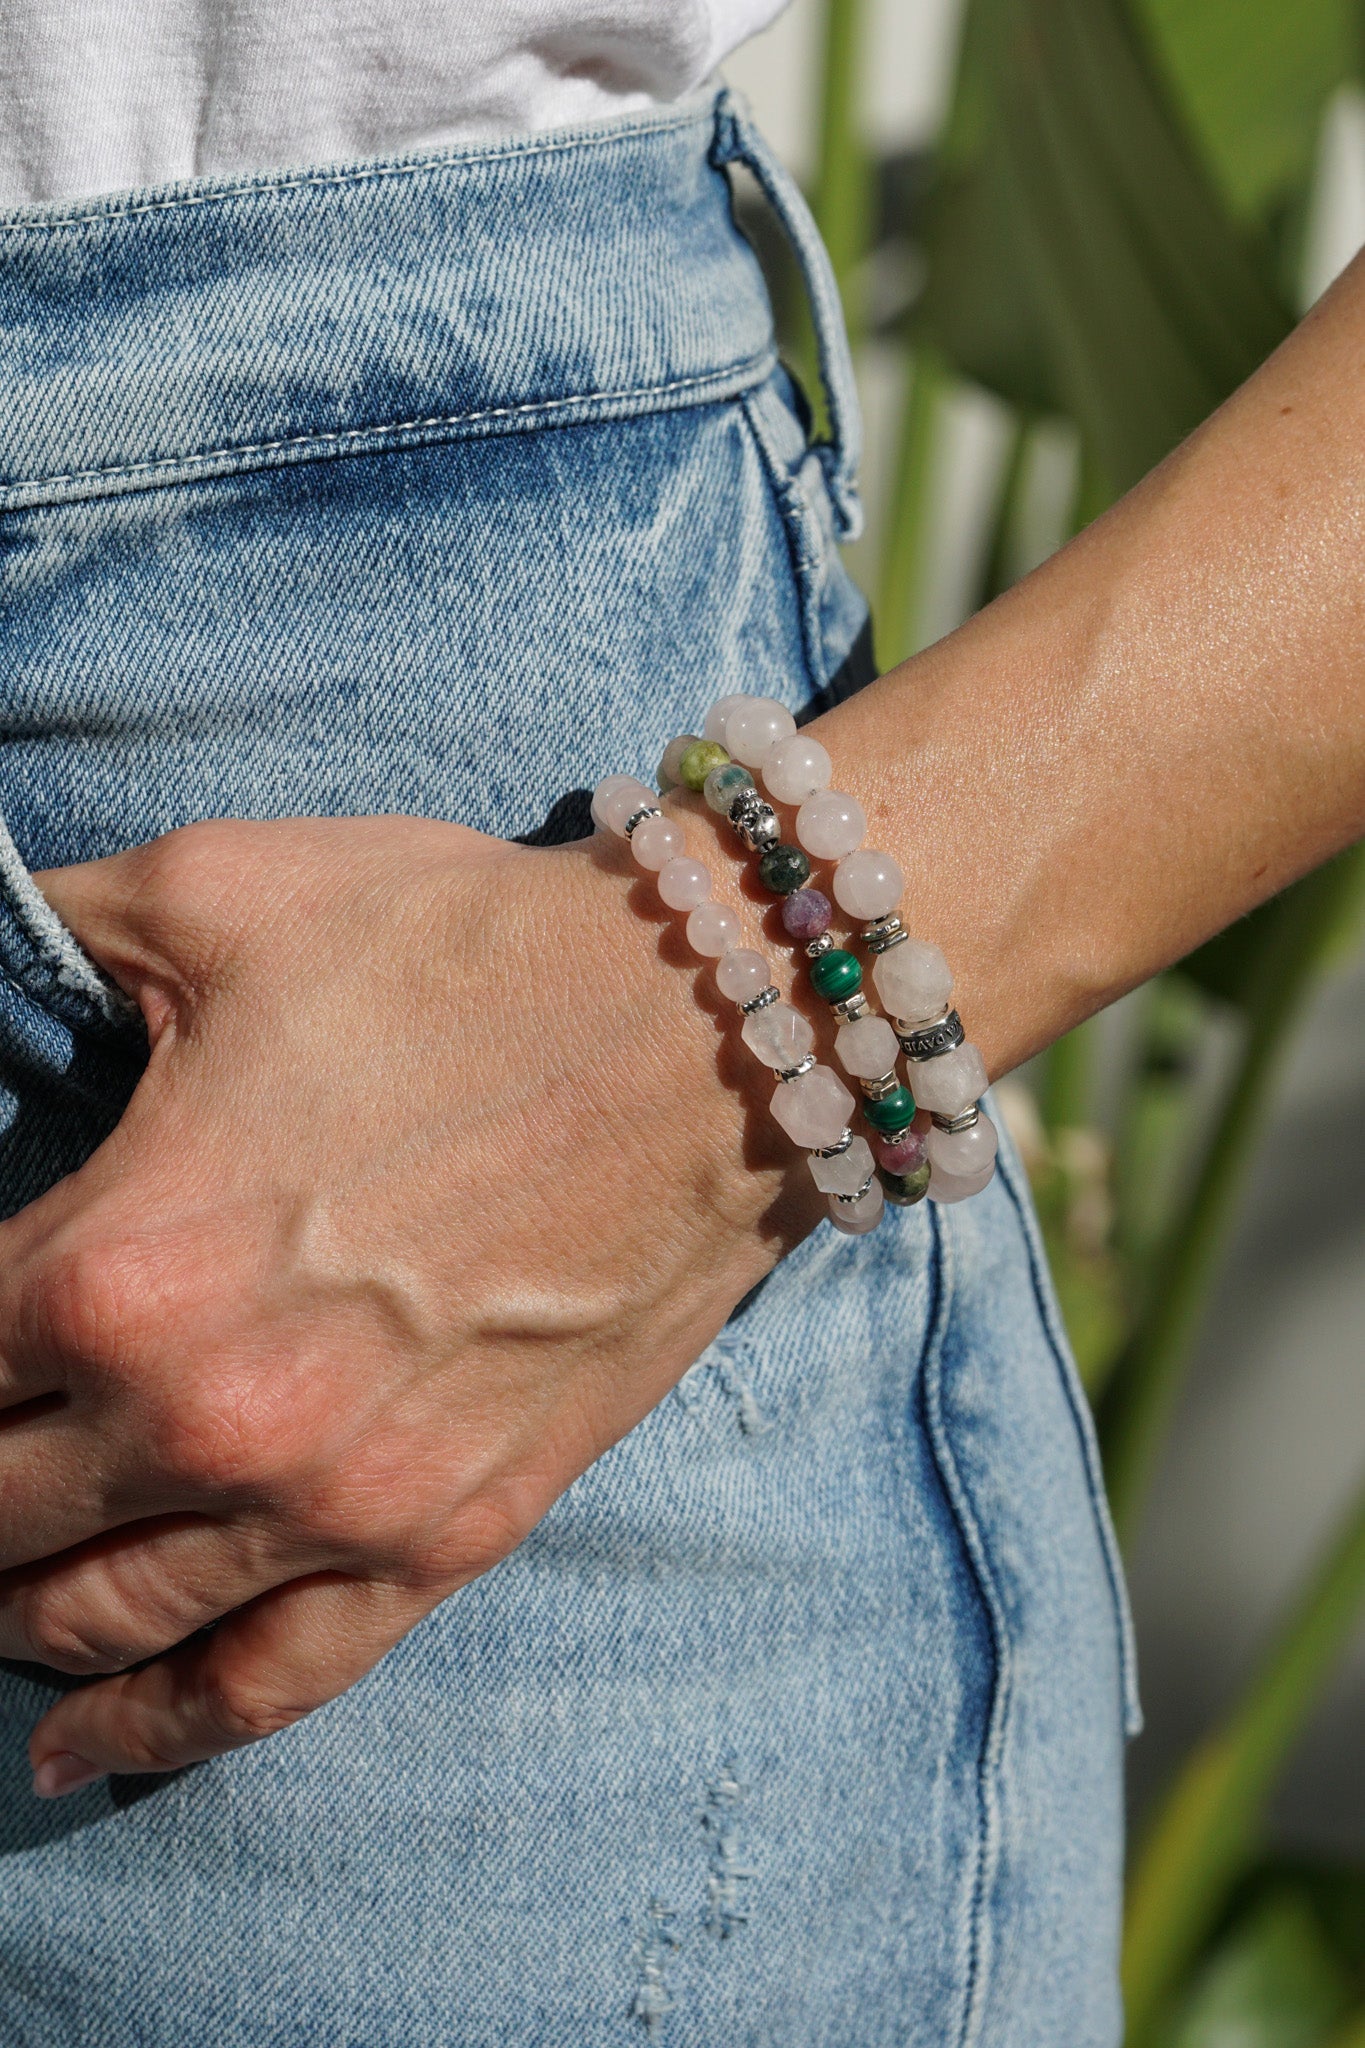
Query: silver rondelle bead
[[862, 915, 908, 953], [835, 1169, 878, 1204], [777, 1052, 818, 1083], [831, 991, 871, 1024], [931, 1104, 981, 1134], [812, 1127, 854, 1158], [806, 932, 835, 959], [623, 804, 663, 838], [896, 1008, 964, 1061], [739, 984, 780, 1014], [860, 1071, 901, 1102]]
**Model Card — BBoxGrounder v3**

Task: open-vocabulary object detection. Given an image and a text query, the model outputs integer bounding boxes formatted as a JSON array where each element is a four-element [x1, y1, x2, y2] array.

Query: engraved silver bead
[[835, 1169, 878, 1204], [805, 932, 835, 959], [931, 1104, 981, 1134], [623, 804, 663, 838], [739, 984, 780, 1014], [862, 915, 908, 953], [859, 1071, 901, 1101], [896, 1008, 964, 1061], [777, 1052, 818, 1083], [811, 1126, 854, 1158]]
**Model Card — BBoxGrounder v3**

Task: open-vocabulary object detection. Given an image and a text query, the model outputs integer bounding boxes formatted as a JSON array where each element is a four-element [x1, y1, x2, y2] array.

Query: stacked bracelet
[[591, 771, 884, 1235]]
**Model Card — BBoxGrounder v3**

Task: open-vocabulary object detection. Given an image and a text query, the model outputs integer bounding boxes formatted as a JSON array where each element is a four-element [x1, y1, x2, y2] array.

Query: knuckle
[[207, 1671, 307, 1747], [18, 1592, 134, 1676], [152, 1377, 295, 1496], [27, 1235, 158, 1379]]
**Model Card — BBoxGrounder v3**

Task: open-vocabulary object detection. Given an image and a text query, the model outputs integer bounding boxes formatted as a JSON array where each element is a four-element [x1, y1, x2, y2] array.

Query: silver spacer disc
[[739, 983, 780, 1014], [777, 1052, 818, 1083]]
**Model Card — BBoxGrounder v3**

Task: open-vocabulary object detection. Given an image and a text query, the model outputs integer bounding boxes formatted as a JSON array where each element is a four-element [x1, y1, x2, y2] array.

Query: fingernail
[[32, 1752, 102, 1799]]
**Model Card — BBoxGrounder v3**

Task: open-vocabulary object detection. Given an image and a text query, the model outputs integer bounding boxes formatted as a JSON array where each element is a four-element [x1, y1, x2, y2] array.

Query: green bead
[[880, 1161, 931, 1207], [809, 947, 861, 1001], [864, 1086, 917, 1133], [679, 739, 730, 792], [703, 761, 755, 814], [758, 843, 812, 895]]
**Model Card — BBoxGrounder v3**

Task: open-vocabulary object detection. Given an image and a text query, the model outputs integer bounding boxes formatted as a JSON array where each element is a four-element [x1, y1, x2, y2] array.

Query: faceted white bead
[[657, 856, 712, 911], [742, 1001, 815, 1070], [907, 1043, 988, 1116], [685, 901, 741, 957], [834, 1014, 900, 1080], [724, 696, 798, 768], [591, 775, 656, 837], [795, 790, 866, 861], [927, 1160, 995, 1205], [829, 1180, 885, 1234], [873, 939, 952, 1024], [769, 1064, 855, 1149], [657, 735, 698, 792], [630, 813, 684, 871], [926, 1113, 998, 1178], [714, 948, 770, 1004], [832, 848, 905, 920], [807, 1134, 874, 1197], [761, 734, 832, 805], [703, 694, 750, 744]]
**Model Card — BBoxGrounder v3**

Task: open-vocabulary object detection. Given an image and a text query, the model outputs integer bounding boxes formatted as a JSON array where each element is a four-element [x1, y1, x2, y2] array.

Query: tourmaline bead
[[807, 1133, 874, 1198], [907, 1042, 988, 1117], [769, 1064, 855, 1149], [758, 843, 811, 895], [863, 1085, 917, 1134], [874, 939, 952, 1025], [832, 848, 905, 920], [657, 856, 712, 911], [762, 733, 832, 805], [874, 1125, 927, 1175], [834, 1013, 899, 1080], [829, 1179, 884, 1235], [881, 1161, 932, 1206], [678, 738, 730, 792], [703, 761, 756, 814], [928, 1160, 996, 1205], [809, 948, 861, 1002], [724, 696, 798, 768], [703, 694, 750, 744], [630, 813, 684, 871], [742, 1001, 815, 1070], [926, 1113, 999, 1178], [591, 774, 655, 836], [657, 735, 698, 793], [715, 947, 771, 1004], [685, 900, 741, 957], [781, 887, 832, 941], [795, 790, 867, 862]]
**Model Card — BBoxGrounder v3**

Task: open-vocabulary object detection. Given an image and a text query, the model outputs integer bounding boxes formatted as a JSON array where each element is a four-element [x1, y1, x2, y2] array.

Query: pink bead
[[769, 1064, 855, 1149], [724, 696, 797, 768], [907, 1043, 988, 1117], [927, 1160, 995, 1205], [832, 849, 905, 921], [742, 1001, 815, 1070], [795, 790, 867, 861], [714, 948, 771, 1004], [874, 1127, 927, 1174], [781, 888, 832, 941], [829, 1180, 885, 1234], [873, 939, 952, 1025], [630, 813, 684, 871], [926, 1114, 998, 1178], [591, 775, 656, 837], [762, 734, 832, 804], [808, 1133, 875, 1197], [657, 856, 712, 911], [834, 1014, 899, 1080], [703, 694, 749, 743], [685, 901, 741, 957]]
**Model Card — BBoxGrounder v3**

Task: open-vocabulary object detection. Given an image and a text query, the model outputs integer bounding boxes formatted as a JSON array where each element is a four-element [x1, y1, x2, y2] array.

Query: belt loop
[[712, 88, 864, 543]]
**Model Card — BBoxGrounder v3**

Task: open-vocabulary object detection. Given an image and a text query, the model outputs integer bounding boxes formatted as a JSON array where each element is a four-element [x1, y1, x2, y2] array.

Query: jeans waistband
[[0, 90, 861, 535]]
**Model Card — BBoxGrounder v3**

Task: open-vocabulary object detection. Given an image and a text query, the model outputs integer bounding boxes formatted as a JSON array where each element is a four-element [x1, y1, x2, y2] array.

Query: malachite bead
[[679, 738, 730, 792], [863, 1085, 917, 1133], [703, 761, 756, 814], [809, 947, 862, 1002], [879, 1160, 932, 1206], [758, 843, 811, 895]]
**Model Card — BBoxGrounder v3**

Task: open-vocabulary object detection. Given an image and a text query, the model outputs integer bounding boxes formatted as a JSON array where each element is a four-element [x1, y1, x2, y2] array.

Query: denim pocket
[[0, 815, 141, 1043]]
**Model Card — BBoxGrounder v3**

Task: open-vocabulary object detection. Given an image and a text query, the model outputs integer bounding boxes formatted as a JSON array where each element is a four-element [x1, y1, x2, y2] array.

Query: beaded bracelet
[[659, 697, 998, 1209], [591, 771, 885, 1235]]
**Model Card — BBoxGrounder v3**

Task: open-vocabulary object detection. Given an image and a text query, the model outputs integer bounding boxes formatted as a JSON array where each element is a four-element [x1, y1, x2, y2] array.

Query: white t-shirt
[[0, 0, 787, 206]]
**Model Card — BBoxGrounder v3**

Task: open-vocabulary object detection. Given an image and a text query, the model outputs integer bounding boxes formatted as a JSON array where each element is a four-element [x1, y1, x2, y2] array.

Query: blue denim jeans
[[0, 92, 1137, 2045]]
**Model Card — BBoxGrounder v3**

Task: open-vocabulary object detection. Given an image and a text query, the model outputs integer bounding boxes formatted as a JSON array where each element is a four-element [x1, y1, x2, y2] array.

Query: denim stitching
[[0, 104, 709, 235], [737, 388, 827, 692], [0, 351, 778, 500], [920, 1201, 1010, 2048]]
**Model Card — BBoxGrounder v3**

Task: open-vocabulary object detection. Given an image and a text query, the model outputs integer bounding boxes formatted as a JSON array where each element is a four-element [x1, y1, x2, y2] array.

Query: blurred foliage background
[[737, 0, 1365, 2039]]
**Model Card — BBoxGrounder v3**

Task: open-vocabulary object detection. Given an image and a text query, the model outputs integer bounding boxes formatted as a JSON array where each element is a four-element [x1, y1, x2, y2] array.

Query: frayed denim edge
[[0, 816, 141, 1034]]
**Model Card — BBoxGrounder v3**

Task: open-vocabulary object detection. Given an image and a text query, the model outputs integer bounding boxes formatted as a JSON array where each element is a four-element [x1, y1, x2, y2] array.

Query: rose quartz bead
[[795, 790, 867, 862], [657, 856, 712, 911], [685, 901, 741, 957], [761, 734, 832, 804], [714, 947, 770, 1004], [926, 1113, 998, 1178], [927, 1160, 996, 1205], [656, 735, 699, 792], [781, 888, 832, 941], [769, 1064, 855, 1149], [907, 1042, 988, 1117], [834, 1014, 900, 1080], [832, 848, 905, 920], [874, 1127, 927, 1175], [742, 1001, 815, 1070], [829, 1180, 885, 1234], [873, 939, 953, 1025], [591, 774, 656, 837], [724, 696, 797, 768], [807, 1133, 874, 1198], [703, 694, 749, 744], [630, 813, 684, 871]]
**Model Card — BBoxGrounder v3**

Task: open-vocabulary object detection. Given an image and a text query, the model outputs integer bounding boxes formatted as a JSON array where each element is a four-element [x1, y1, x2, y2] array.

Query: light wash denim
[[0, 91, 1138, 2045]]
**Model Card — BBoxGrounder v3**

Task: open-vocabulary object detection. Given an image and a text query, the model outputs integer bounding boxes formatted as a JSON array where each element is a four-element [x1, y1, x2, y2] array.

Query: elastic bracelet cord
[[659, 697, 998, 1210], [591, 771, 885, 1235]]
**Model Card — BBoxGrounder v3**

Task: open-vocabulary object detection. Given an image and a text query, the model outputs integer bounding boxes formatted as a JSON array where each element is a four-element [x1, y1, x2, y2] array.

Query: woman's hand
[[0, 813, 818, 1794]]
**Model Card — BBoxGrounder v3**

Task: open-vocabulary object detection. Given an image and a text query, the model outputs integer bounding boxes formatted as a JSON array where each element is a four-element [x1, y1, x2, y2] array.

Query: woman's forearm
[[811, 248, 1365, 1078]]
